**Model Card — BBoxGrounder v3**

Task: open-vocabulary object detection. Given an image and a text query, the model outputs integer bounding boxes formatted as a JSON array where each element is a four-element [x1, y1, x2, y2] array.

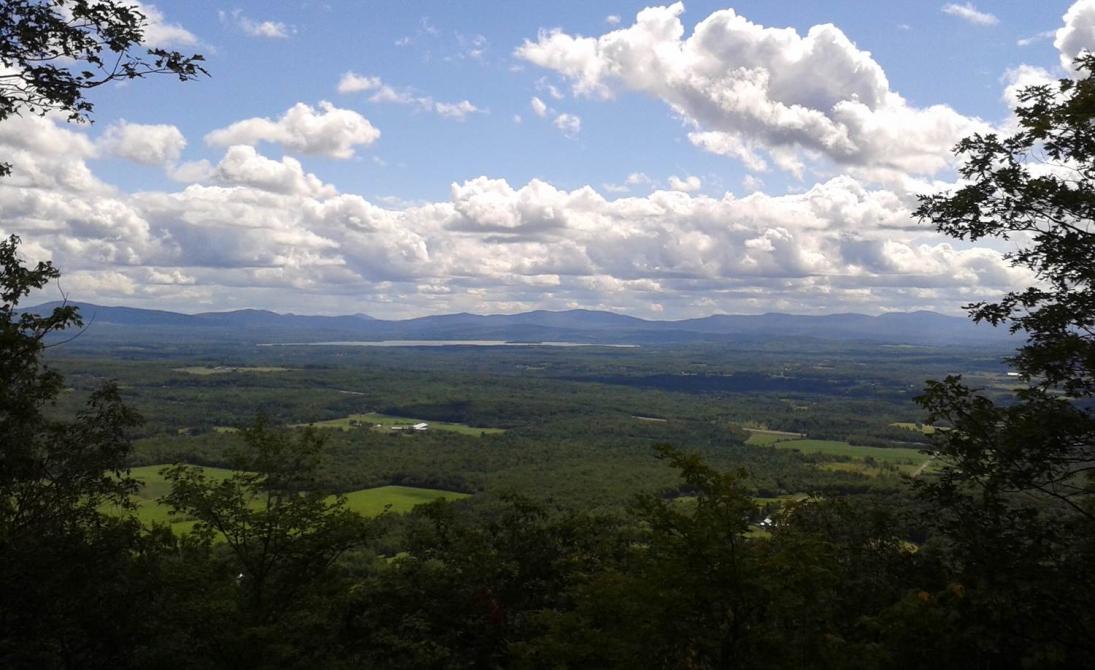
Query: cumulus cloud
[[1001, 65, 1056, 109], [516, 3, 988, 179], [205, 101, 380, 159], [0, 113, 1034, 317], [168, 159, 214, 183], [530, 96, 549, 117], [941, 3, 998, 27], [1056, 0, 1095, 71], [136, 2, 199, 47], [213, 145, 336, 197], [98, 121, 186, 166], [337, 72, 382, 94], [668, 175, 701, 192]]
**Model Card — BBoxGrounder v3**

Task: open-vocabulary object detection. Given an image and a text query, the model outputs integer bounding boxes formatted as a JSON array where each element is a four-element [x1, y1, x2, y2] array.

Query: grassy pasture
[[774, 439, 927, 463], [341, 486, 470, 515], [750, 438, 930, 475], [293, 412, 505, 436], [744, 428, 805, 446], [120, 465, 469, 530], [173, 366, 289, 375]]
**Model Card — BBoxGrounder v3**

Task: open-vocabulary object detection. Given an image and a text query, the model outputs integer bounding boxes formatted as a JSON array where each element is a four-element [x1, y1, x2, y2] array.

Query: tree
[[0, 234, 153, 668], [0, 0, 206, 175], [0, 3, 205, 665], [913, 55, 1095, 666], [161, 421, 369, 667]]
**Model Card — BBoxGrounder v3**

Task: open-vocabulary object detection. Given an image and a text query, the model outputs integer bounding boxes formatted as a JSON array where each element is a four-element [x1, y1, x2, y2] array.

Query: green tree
[[913, 55, 1095, 666], [161, 421, 369, 667], [0, 3, 204, 665], [0, 234, 153, 668], [0, 0, 206, 174]]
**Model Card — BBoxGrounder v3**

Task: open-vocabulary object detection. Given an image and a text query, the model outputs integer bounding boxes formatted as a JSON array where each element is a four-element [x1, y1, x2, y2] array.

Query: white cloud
[[337, 72, 382, 94], [205, 101, 380, 159], [168, 159, 214, 183], [668, 175, 701, 192], [941, 3, 998, 27], [516, 3, 988, 179], [535, 77, 565, 100], [136, 2, 199, 47], [219, 9, 292, 38], [553, 112, 581, 137], [1001, 65, 1056, 109], [213, 145, 336, 197], [741, 174, 765, 192], [1017, 30, 1055, 47], [241, 18, 291, 39], [530, 96, 549, 117], [0, 113, 1034, 318], [1056, 0, 1095, 71], [343, 75, 482, 120], [434, 100, 481, 121], [606, 15, 621, 26], [98, 121, 186, 166]]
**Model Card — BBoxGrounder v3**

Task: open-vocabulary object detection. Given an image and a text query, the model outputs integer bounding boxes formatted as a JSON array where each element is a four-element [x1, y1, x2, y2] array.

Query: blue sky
[[2, 1, 1090, 317]]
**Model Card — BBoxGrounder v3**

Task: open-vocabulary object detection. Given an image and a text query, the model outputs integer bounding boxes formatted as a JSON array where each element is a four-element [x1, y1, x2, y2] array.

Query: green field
[[173, 366, 289, 375], [121, 465, 469, 529], [752, 438, 930, 474], [743, 428, 805, 445], [293, 412, 505, 436], [341, 485, 470, 515]]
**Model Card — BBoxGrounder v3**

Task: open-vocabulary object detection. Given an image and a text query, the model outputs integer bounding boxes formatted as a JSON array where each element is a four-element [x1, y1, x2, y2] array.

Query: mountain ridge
[[24, 301, 1018, 347]]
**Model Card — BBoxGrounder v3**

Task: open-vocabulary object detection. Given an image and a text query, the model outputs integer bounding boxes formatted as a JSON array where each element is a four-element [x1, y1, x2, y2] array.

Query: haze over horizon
[[3, 1, 1092, 319]]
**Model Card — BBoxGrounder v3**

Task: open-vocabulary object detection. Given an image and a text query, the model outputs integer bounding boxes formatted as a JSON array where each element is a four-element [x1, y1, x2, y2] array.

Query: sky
[[2, 0, 1093, 318]]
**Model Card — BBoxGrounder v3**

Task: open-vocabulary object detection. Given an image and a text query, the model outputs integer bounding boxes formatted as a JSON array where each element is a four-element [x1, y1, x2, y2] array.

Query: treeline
[[5, 428, 1092, 669]]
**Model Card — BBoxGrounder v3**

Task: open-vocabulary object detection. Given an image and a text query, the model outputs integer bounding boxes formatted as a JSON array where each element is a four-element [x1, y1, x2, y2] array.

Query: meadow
[[292, 412, 506, 436], [173, 366, 290, 375], [122, 465, 469, 530], [745, 431, 930, 474]]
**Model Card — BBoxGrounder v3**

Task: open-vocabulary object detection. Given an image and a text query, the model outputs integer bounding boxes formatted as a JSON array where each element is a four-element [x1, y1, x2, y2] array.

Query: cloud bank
[[0, 112, 1029, 318]]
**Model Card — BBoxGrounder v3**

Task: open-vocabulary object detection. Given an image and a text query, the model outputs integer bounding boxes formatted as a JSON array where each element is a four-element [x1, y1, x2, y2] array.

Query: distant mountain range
[[24, 302, 1020, 348]]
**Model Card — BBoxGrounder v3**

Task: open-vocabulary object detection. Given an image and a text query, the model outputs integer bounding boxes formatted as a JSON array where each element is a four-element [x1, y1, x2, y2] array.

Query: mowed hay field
[[293, 412, 505, 436], [172, 366, 290, 375], [743, 428, 805, 445], [120, 465, 470, 530], [745, 431, 931, 475]]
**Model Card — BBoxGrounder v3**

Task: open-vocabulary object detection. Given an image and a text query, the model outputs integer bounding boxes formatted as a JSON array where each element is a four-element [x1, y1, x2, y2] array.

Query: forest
[[2, 2, 1094, 669]]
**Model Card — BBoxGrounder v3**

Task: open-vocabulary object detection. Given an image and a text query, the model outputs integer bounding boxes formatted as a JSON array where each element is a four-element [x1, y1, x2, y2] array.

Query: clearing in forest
[[293, 412, 505, 436], [115, 465, 470, 531], [173, 366, 289, 375], [753, 438, 931, 474]]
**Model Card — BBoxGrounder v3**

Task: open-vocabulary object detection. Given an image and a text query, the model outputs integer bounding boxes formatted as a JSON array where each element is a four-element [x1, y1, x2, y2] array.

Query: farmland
[[120, 465, 469, 530], [292, 412, 506, 435], [173, 366, 290, 375], [43, 337, 992, 509]]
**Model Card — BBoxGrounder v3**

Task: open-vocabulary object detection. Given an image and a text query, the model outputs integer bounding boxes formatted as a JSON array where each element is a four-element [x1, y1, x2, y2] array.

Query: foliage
[[0, 0, 206, 175], [0, 234, 148, 668], [913, 55, 1095, 666], [162, 420, 369, 624]]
